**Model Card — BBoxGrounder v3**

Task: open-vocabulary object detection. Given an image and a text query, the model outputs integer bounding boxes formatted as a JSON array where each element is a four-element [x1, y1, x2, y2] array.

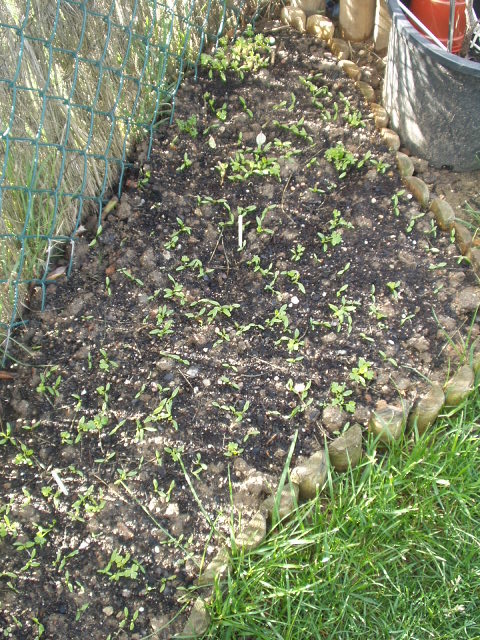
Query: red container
[[410, 0, 466, 53]]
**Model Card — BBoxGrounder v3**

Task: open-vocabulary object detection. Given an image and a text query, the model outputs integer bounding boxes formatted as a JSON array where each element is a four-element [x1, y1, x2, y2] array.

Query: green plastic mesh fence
[[0, 0, 261, 364]]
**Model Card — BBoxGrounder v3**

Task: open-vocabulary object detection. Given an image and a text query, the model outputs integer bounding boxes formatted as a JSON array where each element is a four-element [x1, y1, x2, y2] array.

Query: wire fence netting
[[0, 0, 262, 364]]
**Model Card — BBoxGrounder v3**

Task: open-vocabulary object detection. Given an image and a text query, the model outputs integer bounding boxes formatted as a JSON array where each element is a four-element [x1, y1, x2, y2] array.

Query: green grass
[[204, 391, 480, 639]]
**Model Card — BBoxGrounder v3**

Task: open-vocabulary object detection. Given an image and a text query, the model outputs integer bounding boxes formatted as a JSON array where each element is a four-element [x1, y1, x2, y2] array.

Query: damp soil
[[1, 27, 480, 639]]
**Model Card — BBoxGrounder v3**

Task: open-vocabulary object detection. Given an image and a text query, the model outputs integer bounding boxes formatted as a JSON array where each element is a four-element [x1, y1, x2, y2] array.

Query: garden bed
[[1, 26, 479, 639]]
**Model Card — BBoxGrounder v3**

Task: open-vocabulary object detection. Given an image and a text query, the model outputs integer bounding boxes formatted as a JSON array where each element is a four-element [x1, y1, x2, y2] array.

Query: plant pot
[[383, 0, 480, 171], [410, 0, 466, 53]]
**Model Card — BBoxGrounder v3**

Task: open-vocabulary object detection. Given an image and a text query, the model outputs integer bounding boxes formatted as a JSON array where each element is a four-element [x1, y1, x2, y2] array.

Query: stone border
[[177, 14, 480, 638]]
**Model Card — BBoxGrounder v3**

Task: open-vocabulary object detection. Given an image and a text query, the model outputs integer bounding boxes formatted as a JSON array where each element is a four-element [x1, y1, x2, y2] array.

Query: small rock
[[396, 152, 414, 178], [197, 547, 230, 586], [280, 6, 306, 31], [370, 103, 389, 128], [403, 176, 429, 208], [469, 247, 480, 274], [354, 404, 370, 425], [355, 81, 376, 102], [291, 0, 326, 15], [330, 38, 350, 60], [407, 335, 430, 353], [361, 67, 381, 89], [380, 127, 400, 151], [454, 287, 480, 314], [322, 404, 346, 433], [140, 247, 156, 270], [235, 511, 267, 552], [454, 222, 472, 256], [290, 450, 327, 500], [430, 198, 455, 231], [180, 598, 210, 638], [306, 14, 334, 40], [411, 157, 429, 174], [328, 423, 362, 471], [444, 364, 474, 407], [262, 484, 299, 520], [338, 59, 361, 81], [408, 383, 444, 435], [116, 522, 134, 540], [368, 404, 407, 443], [103, 606, 114, 617]]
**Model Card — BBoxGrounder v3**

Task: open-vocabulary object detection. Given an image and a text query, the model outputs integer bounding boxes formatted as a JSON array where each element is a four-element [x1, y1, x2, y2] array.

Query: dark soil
[[1, 27, 479, 639]]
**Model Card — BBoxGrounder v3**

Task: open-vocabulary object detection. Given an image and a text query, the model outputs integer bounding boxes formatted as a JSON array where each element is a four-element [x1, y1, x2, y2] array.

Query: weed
[[350, 357, 374, 386], [98, 549, 145, 582], [176, 115, 198, 138], [290, 243, 305, 262], [177, 152, 192, 172], [148, 305, 175, 339], [200, 26, 272, 82], [238, 96, 253, 119], [275, 328, 305, 355], [328, 380, 356, 413], [265, 304, 289, 331], [213, 400, 250, 423], [273, 118, 313, 144], [286, 379, 312, 419], [324, 143, 357, 178], [369, 286, 388, 328], [224, 441, 244, 457], [225, 145, 281, 182], [163, 275, 187, 305], [99, 349, 118, 373], [329, 297, 359, 334], [117, 268, 144, 287], [391, 189, 406, 217], [36, 365, 62, 404], [189, 298, 240, 325], [386, 280, 401, 299]]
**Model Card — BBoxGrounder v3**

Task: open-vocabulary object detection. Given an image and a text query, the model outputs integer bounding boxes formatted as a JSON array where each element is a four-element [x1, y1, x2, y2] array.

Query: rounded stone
[[328, 423, 362, 471], [262, 483, 300, 520], [469, 247, 480, 275], [291, 0, 326, 15], [338, 59, 361, 81], [444, 365, 474, 407], [408, 383, 444, 435], [181, 598, 210, 638], [306, 14, 334, 40], [396, 152, 414, 177], [370, 102, 389, 128], [378, 128, 400, 152], [355, 80, 376, 102], [280, 6, 307, 32], [235, 511, 267, 552], [330, 38, 350, 60], [197, 547, 230, 586], [454, 287, 480, 314], [368, 404, 407, 443], [453, 222, 472, 256], [322, 404, 346, 433], [429, 198, 455, 231], [290, 450, 327, 500], [403, 176, 430, 208]]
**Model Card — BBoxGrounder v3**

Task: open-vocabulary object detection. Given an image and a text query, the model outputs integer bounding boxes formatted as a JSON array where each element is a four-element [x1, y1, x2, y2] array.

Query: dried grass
[[0, 0, 253, 341]]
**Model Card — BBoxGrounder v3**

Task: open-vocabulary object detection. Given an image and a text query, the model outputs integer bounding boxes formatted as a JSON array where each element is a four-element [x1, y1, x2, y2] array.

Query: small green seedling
[[176, 114, 198, 138], [386, 280, 401, 299], [350, 358, 374, 387]]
